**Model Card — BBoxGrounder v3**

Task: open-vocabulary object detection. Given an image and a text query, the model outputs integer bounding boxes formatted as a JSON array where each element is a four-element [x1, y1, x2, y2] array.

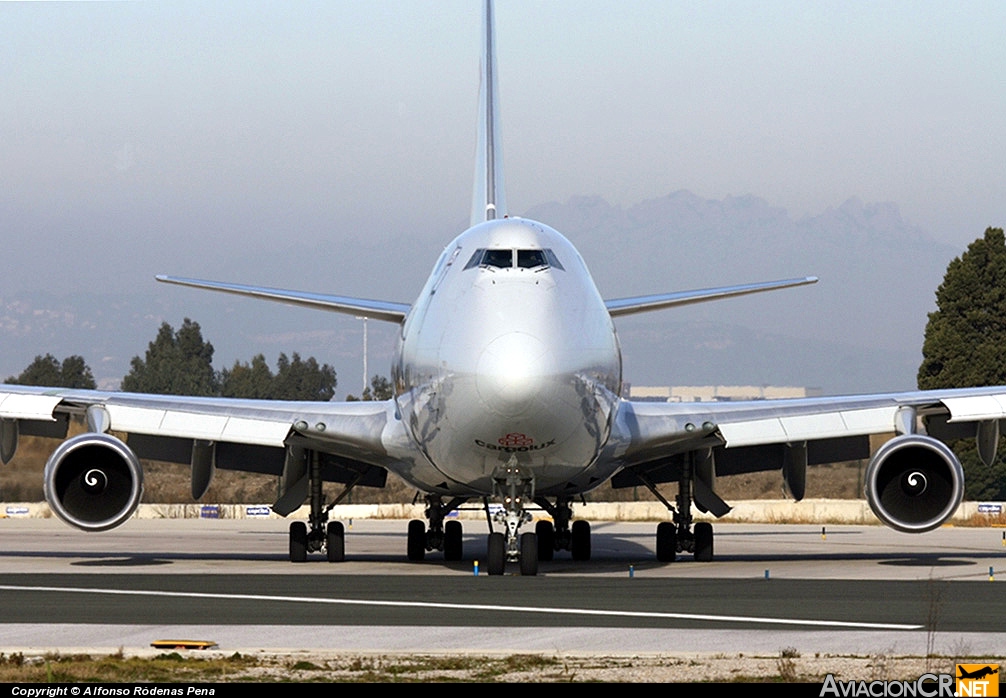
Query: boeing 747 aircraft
[[2, 1, 1004, 575]]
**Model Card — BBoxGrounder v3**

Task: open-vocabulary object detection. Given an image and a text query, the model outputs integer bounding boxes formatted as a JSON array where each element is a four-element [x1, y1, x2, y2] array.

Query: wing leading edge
[[604, 276, 818, 317], [156, 275, 410, 324]]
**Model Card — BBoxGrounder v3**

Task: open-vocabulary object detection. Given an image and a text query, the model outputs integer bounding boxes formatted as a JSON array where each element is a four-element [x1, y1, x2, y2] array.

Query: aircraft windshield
[[517, 250, 547, 268], [464, 248, 563, 271]]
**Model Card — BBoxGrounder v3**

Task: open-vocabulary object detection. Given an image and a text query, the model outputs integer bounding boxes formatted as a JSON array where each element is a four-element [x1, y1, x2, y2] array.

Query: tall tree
[[918, 227, 1006, 499], [220, 354, 275, 398], [121, 319, 219, 396], [347, 375, 394, 401], [5, 354, 96, 389], [270, 352, 337, 401]]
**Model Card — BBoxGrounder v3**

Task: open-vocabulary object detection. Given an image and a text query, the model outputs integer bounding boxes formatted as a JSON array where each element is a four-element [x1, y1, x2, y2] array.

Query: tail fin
[[470, 0, 507, 226]]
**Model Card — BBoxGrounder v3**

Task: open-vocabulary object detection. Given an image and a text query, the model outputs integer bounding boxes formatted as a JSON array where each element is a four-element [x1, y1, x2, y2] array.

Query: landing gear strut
[[643, 451, 715, 562], [407, 495, 468, 561], [288, 450, 353, 562], [484, 458, 538, 575], [533, 496, 590, 561]]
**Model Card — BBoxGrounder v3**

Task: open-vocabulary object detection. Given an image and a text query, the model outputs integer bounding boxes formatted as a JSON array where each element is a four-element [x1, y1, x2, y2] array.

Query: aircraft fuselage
[[393, 218, 623, 496]]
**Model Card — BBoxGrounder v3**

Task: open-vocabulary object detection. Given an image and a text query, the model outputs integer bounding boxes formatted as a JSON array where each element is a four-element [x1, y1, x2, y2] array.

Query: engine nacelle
[[864, 434, 964, 533], [43, 433, 144, 532]]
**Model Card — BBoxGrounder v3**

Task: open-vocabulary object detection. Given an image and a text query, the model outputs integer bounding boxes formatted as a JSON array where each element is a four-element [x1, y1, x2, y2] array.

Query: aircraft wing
[[156, 275, 410, 323], [606, 386, 1006, 530], [0, 384, 407, 528], [604, 276, 817, 317]]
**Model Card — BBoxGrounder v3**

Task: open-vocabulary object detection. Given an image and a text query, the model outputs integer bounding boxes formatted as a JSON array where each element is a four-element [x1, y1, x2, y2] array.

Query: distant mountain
[[526, 192, 960, 393], [1, 191, 963, 395]]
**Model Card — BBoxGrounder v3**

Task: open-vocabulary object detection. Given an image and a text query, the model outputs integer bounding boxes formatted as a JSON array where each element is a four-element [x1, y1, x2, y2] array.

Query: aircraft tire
[[656, 521, 676, 562], [326, 521, 345, 562], [535, 519, 554, 561], [407, 519, 426, 561], [487, 532, 506, 575], [571, 519, 591, 561], [519, 533, 539, 576], [444, 519, 463, 561], [289, 521, 308, 563], [694, 522, 714, 561]]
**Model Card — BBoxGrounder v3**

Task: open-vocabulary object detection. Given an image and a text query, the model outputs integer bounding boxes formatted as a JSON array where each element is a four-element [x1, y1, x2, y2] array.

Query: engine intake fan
[[43, 433, 144, 532], [864, 434, 964, 533]]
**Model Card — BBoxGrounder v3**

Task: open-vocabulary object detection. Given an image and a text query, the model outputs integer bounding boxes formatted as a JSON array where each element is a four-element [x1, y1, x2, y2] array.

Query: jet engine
[[43, 433, 144, 532], [864, 434, 964, 533]]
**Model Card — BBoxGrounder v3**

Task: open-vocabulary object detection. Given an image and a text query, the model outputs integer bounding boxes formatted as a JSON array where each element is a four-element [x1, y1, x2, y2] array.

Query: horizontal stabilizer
[[156, 275, 410, 323], [604, 276, 817, 317]]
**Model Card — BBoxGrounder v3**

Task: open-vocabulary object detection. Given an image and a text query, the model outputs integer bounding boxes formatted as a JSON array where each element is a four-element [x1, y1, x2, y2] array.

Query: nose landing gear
[[481, 459, 596, 575], [486, 460, 537, 575]]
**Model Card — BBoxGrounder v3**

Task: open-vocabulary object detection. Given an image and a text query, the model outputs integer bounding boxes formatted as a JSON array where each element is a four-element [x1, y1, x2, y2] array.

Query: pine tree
[[271, 353, 337, 401], [918, 227, 1006, 499], [220, 354, 275, 398], [121, 319, 219, 396], [5, 354, 96, 389]]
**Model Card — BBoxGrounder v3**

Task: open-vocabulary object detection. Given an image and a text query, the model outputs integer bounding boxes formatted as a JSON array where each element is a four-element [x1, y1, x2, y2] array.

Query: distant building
[[626, 384, 822, 402]]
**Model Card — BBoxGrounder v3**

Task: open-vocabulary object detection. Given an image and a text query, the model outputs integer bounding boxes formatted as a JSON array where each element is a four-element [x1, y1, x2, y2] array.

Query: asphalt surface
[[0, 517, 1004, 655]]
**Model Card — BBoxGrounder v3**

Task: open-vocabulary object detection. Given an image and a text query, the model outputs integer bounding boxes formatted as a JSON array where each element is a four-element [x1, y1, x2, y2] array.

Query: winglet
[[470, 0, 507, 227]]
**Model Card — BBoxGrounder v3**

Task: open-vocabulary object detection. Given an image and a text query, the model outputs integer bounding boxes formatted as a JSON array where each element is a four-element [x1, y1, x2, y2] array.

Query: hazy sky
[[5, 1, 1004, 250], [2, 1, 1005, 391]]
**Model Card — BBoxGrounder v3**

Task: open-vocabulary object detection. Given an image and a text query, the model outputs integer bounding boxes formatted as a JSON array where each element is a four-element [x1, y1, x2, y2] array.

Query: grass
[[0, 650, 996, 683], [0, 651, 260, 683], [0, 652, 572, 683], [959, 511, 1006, 527]]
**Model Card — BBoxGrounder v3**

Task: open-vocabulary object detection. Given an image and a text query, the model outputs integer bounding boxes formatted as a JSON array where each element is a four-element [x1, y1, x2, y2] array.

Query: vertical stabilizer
[[470, 0, 507, 226]]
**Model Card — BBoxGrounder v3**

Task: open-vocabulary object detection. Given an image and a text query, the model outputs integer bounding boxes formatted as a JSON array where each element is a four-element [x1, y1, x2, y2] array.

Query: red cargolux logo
[[498, 433, 533, 448], [474, 433, 555, 452]]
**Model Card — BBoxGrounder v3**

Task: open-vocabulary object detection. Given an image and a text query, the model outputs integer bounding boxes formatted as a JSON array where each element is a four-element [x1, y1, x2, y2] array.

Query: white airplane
[[1, 0, 1002, 575]]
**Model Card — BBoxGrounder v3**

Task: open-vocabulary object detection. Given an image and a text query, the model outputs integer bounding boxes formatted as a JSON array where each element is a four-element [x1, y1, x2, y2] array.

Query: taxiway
[[0, 517, 1003, 656]]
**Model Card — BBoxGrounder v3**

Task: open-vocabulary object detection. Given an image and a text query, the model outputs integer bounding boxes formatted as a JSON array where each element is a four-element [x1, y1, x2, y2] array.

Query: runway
[[1, 517, 1004, 656]]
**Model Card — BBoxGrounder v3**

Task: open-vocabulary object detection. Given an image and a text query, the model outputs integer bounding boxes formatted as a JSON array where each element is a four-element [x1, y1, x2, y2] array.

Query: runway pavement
[[0, 517, 1004, 656]]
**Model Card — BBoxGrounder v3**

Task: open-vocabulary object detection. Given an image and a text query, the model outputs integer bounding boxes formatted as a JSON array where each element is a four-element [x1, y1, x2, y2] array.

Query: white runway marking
[[0, 585, 921, 630]]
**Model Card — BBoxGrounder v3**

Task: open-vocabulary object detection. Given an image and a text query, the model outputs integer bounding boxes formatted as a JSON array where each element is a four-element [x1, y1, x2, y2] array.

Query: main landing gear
[[289, 519, 345, 563], [532, 497, 591, 562], [288, 451, 351, 563], [400, 460, 593, 576], [641, 451, 716, 562], [406, 494, 468, 562], [402, 485, 537, 574]]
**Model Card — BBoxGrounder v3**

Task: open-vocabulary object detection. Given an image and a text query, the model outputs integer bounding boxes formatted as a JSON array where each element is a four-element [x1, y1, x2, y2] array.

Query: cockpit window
[[544, 248, 565, 271], [517, 249, 547, 268], [483, 249, 514, 268], [465, 248, 564, 271], [464, 249, 485, 270]]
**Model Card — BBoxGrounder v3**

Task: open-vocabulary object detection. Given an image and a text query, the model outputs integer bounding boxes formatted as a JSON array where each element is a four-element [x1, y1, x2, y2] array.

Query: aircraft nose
[[476, 332, 550, 417]]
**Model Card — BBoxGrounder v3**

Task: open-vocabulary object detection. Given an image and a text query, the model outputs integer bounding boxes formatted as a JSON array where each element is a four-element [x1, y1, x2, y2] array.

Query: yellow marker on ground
[[151, 640, 218, 650]]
